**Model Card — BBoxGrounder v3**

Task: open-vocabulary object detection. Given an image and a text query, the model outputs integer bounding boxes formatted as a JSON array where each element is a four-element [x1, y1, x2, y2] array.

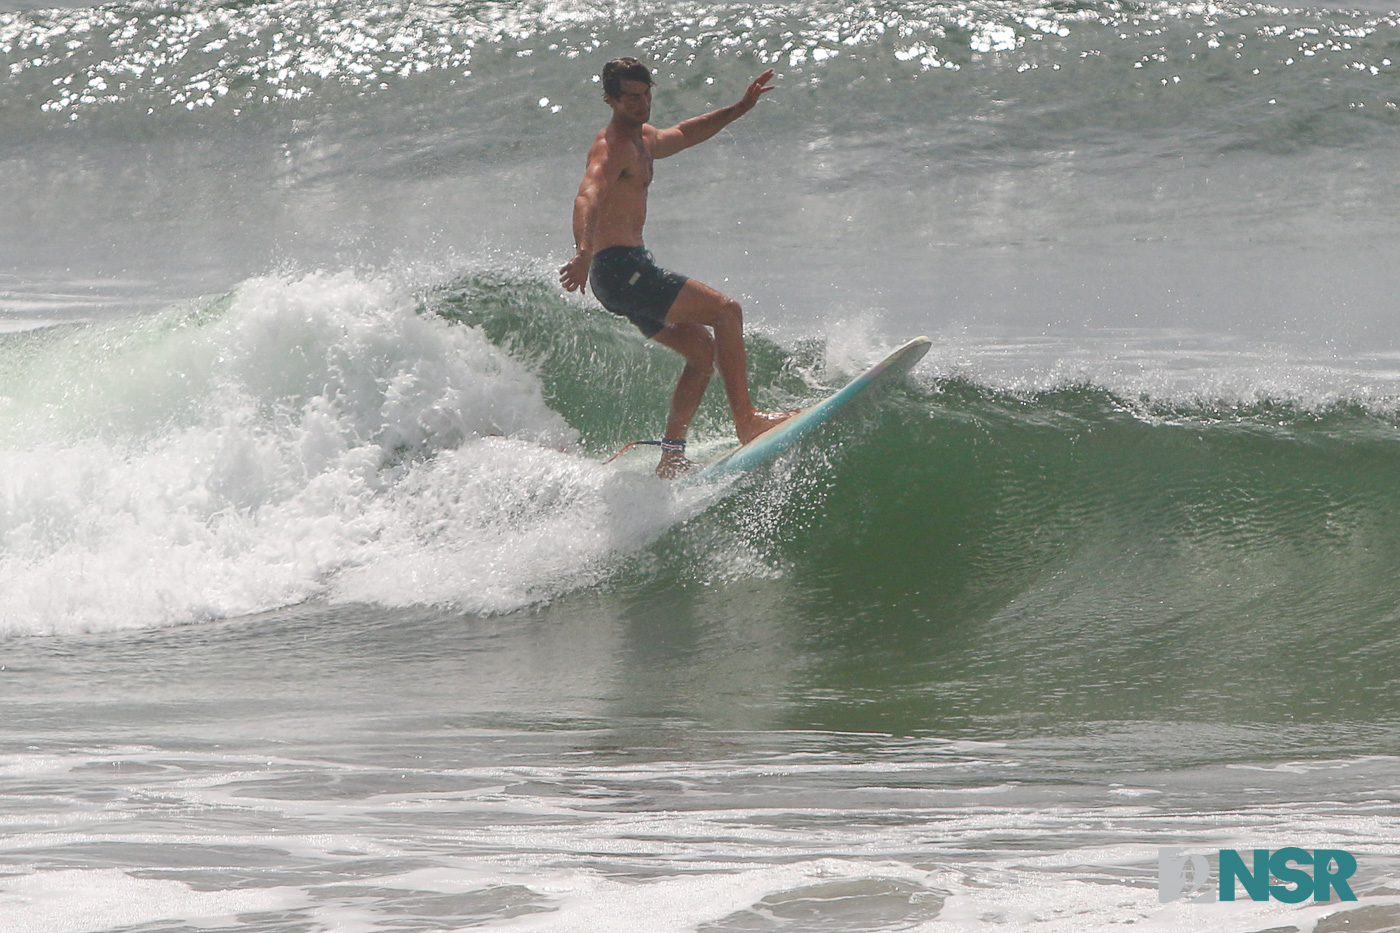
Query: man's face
[[606, 79, 652, 125]]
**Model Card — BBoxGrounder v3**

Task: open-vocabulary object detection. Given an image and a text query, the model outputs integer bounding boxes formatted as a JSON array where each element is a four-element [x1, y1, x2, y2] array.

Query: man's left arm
[[653, 69, 775, 159]]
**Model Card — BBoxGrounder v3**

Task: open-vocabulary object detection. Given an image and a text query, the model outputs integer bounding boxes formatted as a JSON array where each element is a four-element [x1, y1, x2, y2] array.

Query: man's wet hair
[[602, 57, 652, 99]]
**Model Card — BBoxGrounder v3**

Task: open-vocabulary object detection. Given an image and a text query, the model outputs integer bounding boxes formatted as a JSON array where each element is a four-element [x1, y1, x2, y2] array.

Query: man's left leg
[[662, 279, 797, 445]]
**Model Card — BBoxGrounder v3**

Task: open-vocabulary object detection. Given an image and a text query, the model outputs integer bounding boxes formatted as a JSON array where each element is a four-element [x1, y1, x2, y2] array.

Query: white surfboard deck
[[692, 336, 931, 481]]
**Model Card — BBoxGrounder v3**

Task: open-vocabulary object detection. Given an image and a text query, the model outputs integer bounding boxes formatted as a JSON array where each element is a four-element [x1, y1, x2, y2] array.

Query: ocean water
[[4, 0, 1400, 930]]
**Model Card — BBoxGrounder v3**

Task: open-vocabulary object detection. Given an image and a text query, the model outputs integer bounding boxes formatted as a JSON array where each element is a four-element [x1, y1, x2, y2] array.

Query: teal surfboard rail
[[695, 336, 932, 480]]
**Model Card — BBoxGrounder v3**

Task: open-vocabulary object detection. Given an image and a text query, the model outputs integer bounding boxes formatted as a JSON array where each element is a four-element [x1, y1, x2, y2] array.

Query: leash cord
[[602, 439, 663, 464]]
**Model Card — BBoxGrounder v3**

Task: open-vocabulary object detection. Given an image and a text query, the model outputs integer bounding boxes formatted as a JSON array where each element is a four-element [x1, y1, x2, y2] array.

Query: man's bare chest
[[618, 138, 654, 188]]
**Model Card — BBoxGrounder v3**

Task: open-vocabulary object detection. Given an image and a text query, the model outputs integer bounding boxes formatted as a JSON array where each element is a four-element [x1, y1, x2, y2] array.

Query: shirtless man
[[559, 57, 796, 478]]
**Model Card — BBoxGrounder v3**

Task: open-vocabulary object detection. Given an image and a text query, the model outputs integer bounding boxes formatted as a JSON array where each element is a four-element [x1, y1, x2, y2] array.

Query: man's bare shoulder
[[585, 126, 624, 163], [594, 122, 657, 150], [585, 126, 613, 161]]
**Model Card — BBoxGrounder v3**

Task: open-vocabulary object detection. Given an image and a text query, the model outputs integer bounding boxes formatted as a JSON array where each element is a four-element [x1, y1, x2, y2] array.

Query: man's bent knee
[[717, 298, 743, 328], [663, 281, 745, 331]]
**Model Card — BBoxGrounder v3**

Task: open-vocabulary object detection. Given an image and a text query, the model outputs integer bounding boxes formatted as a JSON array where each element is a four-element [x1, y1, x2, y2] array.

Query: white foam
[[328, 436, 704, 612], [489, 859, 936, 933], [0, 271, 698, 634], [0, 869, 299, 933]]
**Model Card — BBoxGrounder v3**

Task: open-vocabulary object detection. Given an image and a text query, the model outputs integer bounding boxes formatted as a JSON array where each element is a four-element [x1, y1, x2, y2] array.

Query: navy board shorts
[[589, 246, 689, 339]]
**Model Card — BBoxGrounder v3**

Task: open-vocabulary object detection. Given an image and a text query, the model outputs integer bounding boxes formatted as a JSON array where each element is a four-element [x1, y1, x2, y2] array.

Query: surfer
[[560, 57, 797, 478]]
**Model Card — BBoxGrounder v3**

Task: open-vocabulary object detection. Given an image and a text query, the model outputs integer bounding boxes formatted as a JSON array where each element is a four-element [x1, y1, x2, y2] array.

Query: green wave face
[[426, 273, 1400, 737]]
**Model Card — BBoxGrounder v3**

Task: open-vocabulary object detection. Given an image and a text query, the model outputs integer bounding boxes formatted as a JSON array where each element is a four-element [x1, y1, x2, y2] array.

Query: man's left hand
[[735, 69, 776, 115]]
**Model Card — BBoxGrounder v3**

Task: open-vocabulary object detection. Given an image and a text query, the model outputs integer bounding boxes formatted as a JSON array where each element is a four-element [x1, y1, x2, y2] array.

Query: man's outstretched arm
[[653, 69, 775, 159]]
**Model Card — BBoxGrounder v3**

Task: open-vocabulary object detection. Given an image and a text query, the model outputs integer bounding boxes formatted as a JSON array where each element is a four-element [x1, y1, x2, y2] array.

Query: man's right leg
[[661, 279, 796, 445], [650, 321, 713, 477]]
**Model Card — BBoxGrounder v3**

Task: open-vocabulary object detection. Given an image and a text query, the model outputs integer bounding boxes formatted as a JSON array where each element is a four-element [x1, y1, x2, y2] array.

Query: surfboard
[[694, 336, 932, 480]]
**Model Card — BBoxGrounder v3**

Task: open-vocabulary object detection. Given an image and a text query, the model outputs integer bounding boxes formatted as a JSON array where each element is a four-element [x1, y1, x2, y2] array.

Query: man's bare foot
[[657, 448, 700, 479], [736, 409, 801, 445]]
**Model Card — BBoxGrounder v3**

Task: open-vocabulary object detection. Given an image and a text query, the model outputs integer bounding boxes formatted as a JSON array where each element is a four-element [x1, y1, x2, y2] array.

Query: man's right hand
[[559, 250, 592, 292]]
